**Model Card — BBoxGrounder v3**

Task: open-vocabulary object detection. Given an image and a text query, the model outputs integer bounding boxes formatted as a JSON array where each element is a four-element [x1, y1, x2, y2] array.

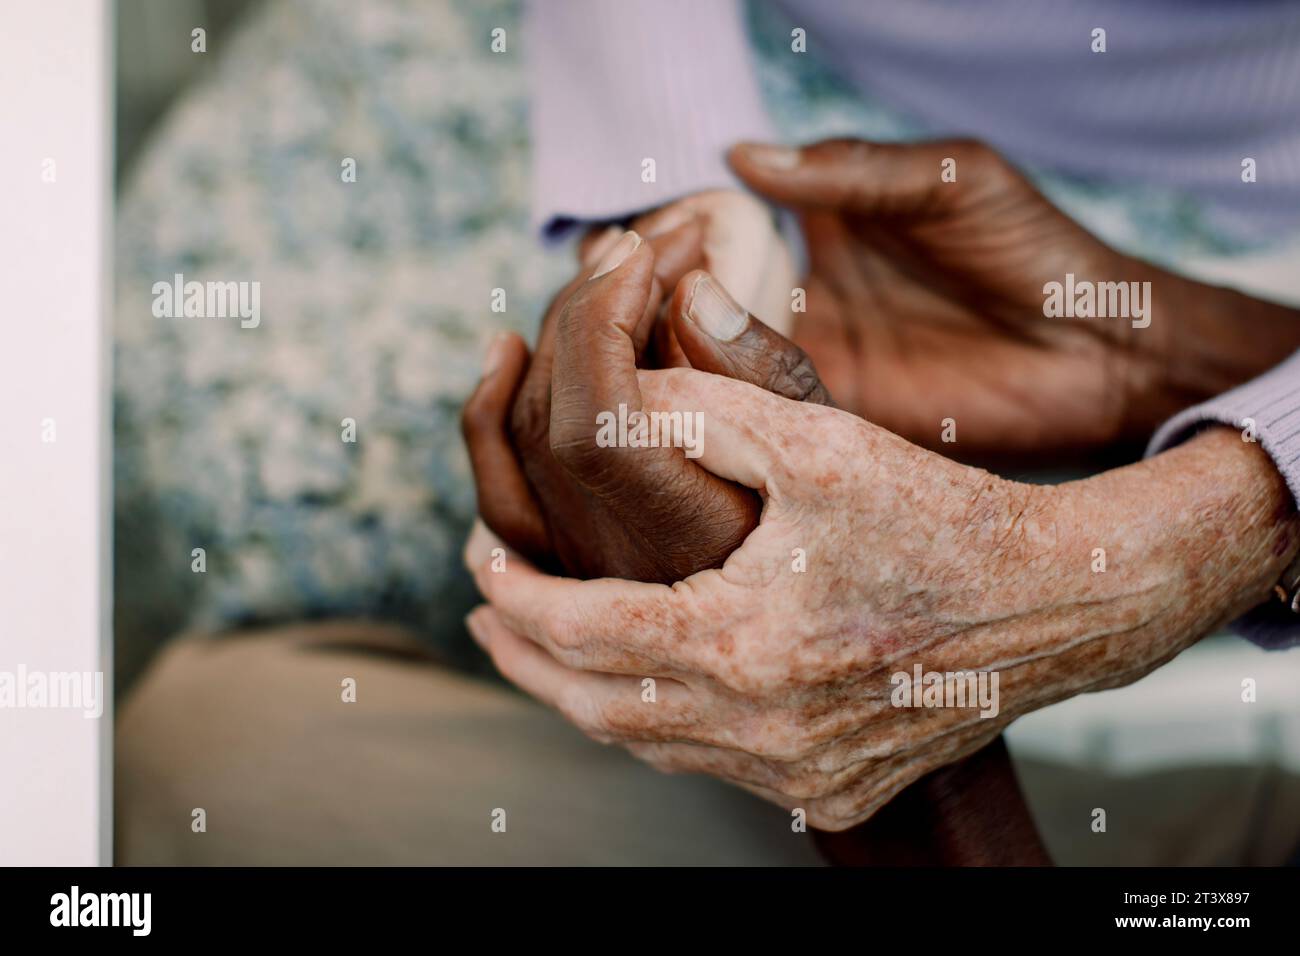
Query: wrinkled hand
[[464, 366, 1291, 830], [462, 225, 826, 583], [730, 138, 1178, 458], [464, 228, 1045, 854]]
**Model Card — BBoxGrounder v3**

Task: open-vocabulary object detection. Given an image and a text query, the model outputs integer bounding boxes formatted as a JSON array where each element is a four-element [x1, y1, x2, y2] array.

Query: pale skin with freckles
[[466, 367, 1300, 832], [579, 189, 797, 338], [465, 224, 1044, 853]]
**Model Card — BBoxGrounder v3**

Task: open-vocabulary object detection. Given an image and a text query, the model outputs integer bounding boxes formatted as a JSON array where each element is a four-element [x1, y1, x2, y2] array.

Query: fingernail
[[590, 230, 641, 278], [737, 143, 800, 169], [481, 331, 510, 377], [686, 273, 748, 342], [582, 225, 622, 267]]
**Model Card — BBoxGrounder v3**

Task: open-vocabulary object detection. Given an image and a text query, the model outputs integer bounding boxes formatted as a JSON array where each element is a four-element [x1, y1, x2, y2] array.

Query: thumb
[[729, 138, 998, 220], [550, 235, 760, 543], [670, 270, 835, 408]]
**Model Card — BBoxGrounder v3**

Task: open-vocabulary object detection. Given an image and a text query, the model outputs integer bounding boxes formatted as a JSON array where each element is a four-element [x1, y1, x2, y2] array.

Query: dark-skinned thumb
[[669, 270, 835, 408]]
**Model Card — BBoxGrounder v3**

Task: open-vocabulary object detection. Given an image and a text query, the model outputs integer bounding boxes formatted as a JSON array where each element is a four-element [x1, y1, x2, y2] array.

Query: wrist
[[1120, 265, 1300, 439], [943, 429, 1297, 722], [1058, 427, 1300, 671]]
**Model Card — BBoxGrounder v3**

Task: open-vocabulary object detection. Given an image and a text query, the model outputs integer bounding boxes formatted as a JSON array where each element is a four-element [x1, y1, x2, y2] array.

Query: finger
[[644, 217, 706, 296], [550, 223, 701, 382], [470, 599, 800, 753], [549, 234, 759, 561], [642, 219, 706, 370], [464, 521, 720, 674], [578, 225, 624, 268], [461, 333, 551, 559], [629, 201, 699, 243], [729, 138, 1004, 220], [583, 206, 704, 272], [670, 270, 835, 408], [467, 606, 728, 745], [466, 605, 639, 733], [514, 270, 591, 448], [552, 231, 657, 490], [509, 224, 704, 519], [635, 365, 841, 495], [625, 740, 810, 803], [651, 311, 690, 369], [625, 739, 862, 829]]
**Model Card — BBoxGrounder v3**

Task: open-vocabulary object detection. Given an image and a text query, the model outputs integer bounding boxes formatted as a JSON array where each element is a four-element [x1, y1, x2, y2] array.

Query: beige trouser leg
[[115, 622, 825, 866]]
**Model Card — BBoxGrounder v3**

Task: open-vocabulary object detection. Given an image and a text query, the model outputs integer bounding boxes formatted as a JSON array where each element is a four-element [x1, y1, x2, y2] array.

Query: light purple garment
[[527, 0, 1300, 242], [1148, 351, 1300, 649], [525, 0, 774, 240], [526, 0, 1300, 646]]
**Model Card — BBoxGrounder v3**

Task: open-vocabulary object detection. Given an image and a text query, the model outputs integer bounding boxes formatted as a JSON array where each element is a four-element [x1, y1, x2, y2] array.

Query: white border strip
[[0, 0, 112, 866]]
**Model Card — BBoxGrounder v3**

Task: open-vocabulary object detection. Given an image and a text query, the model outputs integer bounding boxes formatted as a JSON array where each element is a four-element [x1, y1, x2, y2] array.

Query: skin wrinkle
[[463, 137, 1300, 838], [652, 706, 1006, 821], [834, 715, 1010, 793], [470, 404, 1299, 829], [730, 138, 1211, 458]]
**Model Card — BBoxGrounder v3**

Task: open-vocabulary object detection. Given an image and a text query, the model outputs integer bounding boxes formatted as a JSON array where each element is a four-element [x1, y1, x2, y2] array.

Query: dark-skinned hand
[[462, 231, 1048, 864], [729, 137, 1187, 460]]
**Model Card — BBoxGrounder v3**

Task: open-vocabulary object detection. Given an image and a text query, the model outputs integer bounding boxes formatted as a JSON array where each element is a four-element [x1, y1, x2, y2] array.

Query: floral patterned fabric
[[113, 0, 566, 686]]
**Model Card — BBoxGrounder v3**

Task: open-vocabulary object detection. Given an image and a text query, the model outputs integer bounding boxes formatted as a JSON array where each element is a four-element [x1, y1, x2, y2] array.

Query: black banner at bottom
[[0, 866, 1289, 941]]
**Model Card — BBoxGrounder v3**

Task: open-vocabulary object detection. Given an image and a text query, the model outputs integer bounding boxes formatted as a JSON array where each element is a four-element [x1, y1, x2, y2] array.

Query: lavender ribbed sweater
[[1148, 352, 1300, 649], [526, 0, 1300, 647], [527, 0, 1300, 243]]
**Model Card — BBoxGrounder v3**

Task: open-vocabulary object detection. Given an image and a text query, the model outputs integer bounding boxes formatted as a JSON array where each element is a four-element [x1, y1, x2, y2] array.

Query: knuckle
[[807, 806, 856, 832], [705, 629, 786, 696], [714, 664, 778, 697], [537, 604, 577, 652], [826, 791, 872, 830], [766, 347, 823, 404], [949, 136, 995, 166], [736, 714, 808, 762], [780, 768, 838, 801], [952, 138, 1020, 190], [724, 650, 795, 698], [742, 733, 798, 761], [548, 407, 608, 479], [548, 423, 591, 473]]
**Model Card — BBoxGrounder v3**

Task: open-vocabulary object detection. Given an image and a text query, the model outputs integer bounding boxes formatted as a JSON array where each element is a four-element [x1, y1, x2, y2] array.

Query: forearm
[[1058, 426, 1299, 679], [1126, 267, 1300, 436]]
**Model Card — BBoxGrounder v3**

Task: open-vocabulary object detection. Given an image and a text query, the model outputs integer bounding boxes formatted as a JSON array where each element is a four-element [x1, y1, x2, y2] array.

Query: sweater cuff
[[1146, 349, 1300, 649]]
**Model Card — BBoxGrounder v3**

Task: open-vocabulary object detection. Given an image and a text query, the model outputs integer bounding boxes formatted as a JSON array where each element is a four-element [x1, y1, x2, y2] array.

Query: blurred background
[[117, 0, 257, 181]]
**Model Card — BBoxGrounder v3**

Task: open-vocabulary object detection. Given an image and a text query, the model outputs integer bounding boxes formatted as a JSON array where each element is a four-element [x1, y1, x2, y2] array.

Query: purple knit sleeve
[[524, 0, 776, 242], [1147, 349, 1300, 649]]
